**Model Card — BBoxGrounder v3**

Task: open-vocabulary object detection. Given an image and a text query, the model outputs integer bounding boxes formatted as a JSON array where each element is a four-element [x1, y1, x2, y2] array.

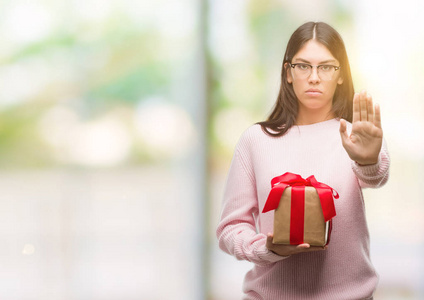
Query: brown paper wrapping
[[273, 186, 328, 246]]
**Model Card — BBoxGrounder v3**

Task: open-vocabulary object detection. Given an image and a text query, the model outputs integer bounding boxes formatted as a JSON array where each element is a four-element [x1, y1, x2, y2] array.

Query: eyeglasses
[[289, 63, 341, 81]]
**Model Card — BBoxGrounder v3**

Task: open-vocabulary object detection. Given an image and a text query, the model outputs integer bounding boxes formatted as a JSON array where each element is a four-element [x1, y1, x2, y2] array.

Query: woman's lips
[[305, 89, 322, 96]]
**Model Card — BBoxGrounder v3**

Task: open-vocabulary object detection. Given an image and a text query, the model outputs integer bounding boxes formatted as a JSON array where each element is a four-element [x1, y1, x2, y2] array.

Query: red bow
[[262, 172, 339, 245]]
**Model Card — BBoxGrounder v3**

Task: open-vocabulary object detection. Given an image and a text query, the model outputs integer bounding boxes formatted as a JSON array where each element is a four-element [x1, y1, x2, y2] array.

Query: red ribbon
[[262, 172, 339, 245]]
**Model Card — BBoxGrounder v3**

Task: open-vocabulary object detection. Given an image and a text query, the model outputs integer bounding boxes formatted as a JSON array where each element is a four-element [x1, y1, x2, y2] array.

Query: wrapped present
[[262, 172, 339, 246]]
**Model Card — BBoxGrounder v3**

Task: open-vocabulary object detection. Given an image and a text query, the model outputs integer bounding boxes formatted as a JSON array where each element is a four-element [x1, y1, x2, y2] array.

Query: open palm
[[339, 90, 383, 165]]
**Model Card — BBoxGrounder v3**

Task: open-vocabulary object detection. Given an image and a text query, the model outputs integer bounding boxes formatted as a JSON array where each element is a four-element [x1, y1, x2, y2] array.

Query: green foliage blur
[[0, 2, 173, 168], [0, 0, 353, 169]]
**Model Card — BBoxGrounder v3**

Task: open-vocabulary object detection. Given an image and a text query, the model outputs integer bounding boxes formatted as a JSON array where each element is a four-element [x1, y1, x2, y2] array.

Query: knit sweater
[[216, 118, 390, 300]]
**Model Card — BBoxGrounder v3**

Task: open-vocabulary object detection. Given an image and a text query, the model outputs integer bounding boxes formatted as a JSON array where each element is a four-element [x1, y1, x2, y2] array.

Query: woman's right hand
[[266, 233, 328, 257]]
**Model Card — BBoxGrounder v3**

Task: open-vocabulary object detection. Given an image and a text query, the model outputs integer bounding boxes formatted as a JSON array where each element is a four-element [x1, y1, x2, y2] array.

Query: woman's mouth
[[305, 89, 322, 96]]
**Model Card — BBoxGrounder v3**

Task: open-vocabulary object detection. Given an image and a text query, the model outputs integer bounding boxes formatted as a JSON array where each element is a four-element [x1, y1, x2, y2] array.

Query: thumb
[[339, 118, 349, 144], [266, 232, 274, 241], [266, 233, 274, 248]]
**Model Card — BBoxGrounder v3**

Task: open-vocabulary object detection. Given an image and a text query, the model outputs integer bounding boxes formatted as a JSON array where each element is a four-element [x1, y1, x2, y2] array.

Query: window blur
[[0, 0, 422, 299]]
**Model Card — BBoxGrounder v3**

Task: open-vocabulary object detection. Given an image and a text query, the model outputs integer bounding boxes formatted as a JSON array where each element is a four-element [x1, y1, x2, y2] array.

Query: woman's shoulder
[[234, 123, 274, 152], [239, 123, 269, 143]]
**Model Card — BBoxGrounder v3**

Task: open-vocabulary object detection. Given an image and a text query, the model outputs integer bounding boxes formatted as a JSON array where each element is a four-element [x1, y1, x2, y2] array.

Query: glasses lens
[[318, 65, 335, 80], [293, 64, 310, 79]]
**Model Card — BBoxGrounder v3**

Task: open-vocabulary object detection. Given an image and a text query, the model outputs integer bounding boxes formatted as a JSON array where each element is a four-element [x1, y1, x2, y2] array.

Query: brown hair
[[257, 22, 354, 137]]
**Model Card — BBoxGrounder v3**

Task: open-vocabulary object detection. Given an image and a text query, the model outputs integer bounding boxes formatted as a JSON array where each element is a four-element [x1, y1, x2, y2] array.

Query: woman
[[216, 22, 390, 299]]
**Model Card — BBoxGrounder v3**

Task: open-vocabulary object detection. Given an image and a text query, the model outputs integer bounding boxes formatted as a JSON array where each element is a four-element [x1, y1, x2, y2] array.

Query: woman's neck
[[295, 110, 335, 126]]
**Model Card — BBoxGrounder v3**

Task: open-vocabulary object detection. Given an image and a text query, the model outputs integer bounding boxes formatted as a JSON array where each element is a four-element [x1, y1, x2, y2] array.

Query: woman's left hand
[[339, 90, 383, 165]]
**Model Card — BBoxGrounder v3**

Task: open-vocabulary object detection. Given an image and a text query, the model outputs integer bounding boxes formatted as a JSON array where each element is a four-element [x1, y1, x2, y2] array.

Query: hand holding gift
[[339, 90, 383, 165], [266, 233, 327, 257]]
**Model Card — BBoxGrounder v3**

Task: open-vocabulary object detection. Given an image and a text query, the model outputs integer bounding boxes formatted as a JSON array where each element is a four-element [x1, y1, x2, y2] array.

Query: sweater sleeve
[[351, 138, 390, 188], [216, 144, 286, 266]]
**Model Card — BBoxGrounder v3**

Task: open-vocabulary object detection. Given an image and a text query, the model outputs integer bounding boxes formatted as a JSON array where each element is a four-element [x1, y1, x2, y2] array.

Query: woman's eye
[[298, 64, 309, 70], [320, 65, 331, 71]]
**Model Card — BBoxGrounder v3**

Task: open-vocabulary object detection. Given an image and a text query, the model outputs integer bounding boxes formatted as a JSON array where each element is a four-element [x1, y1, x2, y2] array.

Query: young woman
[[216, 22, 390, 299]]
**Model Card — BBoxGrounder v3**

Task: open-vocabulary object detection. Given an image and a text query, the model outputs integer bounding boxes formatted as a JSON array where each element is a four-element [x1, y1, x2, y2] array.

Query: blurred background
[[0, 0, 423, 299]]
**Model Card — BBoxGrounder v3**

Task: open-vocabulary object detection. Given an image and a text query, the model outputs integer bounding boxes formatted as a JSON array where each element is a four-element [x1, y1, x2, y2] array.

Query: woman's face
[[287, 40, 343, 117]]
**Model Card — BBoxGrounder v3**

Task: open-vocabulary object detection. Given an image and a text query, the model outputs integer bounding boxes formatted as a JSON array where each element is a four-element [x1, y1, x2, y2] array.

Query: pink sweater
[[216, 119, 390, 300]]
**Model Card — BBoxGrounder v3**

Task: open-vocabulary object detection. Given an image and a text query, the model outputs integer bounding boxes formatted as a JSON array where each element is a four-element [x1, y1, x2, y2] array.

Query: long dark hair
[[258, 22, 354, 137]]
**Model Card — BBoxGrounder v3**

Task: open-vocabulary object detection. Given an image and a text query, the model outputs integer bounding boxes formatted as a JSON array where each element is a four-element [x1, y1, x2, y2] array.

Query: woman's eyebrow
[[293, 58, 337, 64]]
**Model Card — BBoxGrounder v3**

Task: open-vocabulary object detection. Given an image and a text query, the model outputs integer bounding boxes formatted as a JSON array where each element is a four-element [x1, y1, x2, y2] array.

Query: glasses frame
[[289, 63, 341, 80]]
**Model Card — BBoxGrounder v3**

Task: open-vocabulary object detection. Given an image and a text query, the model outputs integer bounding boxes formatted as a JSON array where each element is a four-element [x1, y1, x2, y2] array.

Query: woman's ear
[[337, 75, 343, 85], [285, 63, 293, 84]]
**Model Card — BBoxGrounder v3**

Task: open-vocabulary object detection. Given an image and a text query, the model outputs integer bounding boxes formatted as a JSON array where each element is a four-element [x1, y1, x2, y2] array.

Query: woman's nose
[[308, 67, 320, 83]]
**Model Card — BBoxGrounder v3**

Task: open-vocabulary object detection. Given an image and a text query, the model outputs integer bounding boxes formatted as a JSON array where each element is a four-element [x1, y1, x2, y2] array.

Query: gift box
[[262, 172, 339, 246]]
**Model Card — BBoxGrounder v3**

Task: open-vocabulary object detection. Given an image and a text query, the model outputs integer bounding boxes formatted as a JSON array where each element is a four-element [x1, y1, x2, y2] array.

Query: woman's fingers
[[266, 233, 273, 245], [360, 90, 368, 121], [352, 92, 360, 123], [339, 118, 350, 148], [266, 234, 327, 256], [296, 244, 326, 252], [339, 118, 346, 134], [353, 90, 376, 123], [296, 243, 310, 249], [374, 103, 382, 129], [366, 93, 373, 123]]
